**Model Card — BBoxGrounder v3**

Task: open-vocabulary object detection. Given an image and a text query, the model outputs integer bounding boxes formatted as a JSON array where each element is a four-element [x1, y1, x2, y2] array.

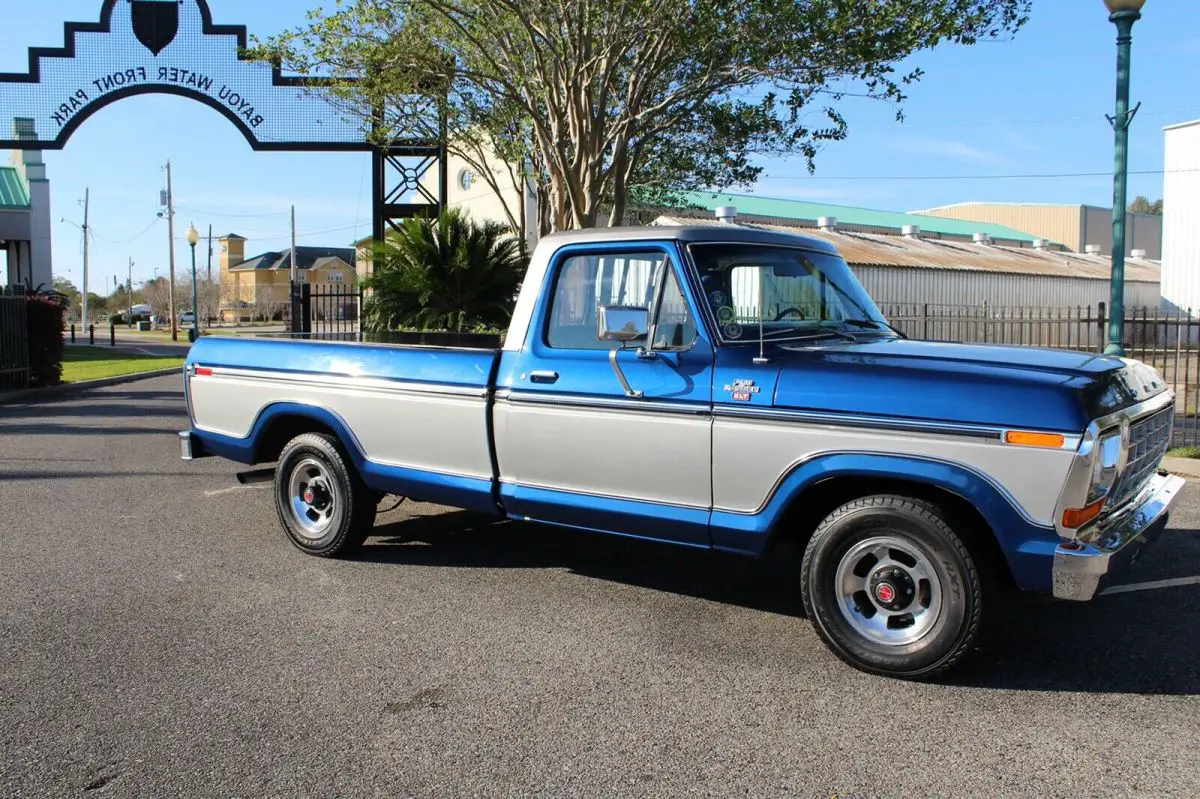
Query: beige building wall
[[914, 202, 1162, 258]]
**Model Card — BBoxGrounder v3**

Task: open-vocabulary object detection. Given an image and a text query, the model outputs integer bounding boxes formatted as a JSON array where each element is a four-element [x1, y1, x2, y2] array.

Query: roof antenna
[[753, 267, 770, 364]]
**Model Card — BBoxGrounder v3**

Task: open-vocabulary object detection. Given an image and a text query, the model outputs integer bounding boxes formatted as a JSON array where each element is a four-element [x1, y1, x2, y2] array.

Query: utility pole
[[206, 224, 213, 282], [128, 257, 134, 328], [164, 161, 178, 340], [81, 188, 90, 326], [290, 205, 298, 333]]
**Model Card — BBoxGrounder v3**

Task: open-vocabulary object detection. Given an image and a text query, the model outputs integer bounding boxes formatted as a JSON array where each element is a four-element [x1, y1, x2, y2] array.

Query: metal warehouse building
[[1161, 119, 1200, 314], [911, 201, 1162, 259], [651, 212, 1162, 311]]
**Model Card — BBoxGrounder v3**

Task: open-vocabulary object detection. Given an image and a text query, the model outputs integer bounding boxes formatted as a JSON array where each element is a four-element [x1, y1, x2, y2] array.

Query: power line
[[755, 167, 1199, 182], [174, 204, 293, 219], [91, 218, 160, 244]]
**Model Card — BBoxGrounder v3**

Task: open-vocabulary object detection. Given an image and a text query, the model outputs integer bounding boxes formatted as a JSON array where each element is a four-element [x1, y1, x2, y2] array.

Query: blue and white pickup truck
[[181, 225, 1182, 678]]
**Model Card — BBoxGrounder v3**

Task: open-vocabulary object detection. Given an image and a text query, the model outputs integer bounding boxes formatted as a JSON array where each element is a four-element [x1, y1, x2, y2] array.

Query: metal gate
[[291, 284, 363, 336], [0, 287, 29, 390]]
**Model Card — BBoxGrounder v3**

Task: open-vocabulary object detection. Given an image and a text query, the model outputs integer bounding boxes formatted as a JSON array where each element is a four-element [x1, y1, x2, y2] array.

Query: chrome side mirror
[[598, 305, 648, 398], [598, 305, 649, 342]]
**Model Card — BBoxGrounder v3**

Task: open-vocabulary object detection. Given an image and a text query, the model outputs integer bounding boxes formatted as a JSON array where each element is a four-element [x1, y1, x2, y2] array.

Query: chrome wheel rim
[[287, 458, 338, 539], [833, 535, 942, 647]]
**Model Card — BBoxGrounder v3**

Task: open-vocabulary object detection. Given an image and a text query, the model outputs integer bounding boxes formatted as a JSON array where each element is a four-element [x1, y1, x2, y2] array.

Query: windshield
[[687, 243, 892, 343]]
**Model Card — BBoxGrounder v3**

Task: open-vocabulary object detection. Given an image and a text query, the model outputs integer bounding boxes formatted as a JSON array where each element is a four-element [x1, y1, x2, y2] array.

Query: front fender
[[709, 451, 1060, 593]]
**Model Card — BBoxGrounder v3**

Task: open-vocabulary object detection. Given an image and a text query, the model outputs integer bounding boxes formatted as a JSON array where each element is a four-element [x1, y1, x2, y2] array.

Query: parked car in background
[[180, 225, 1181, 679], [179, 312, 196, 326]]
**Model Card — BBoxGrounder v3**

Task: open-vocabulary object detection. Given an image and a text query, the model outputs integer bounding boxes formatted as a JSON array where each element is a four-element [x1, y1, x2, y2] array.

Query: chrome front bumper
[[1052, 471, 1184, 601]]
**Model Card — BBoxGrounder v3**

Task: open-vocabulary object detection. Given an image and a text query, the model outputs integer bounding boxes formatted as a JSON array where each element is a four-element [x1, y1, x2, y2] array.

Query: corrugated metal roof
[[0, 166, 30, 210], [667, 190, 1039, 243], [652, 216, 1160, 283]]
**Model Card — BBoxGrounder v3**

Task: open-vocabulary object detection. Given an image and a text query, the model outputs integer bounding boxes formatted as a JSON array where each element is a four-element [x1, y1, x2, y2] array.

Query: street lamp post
[[186, 223, 200, 343], [1103, 0, 1146, 357]]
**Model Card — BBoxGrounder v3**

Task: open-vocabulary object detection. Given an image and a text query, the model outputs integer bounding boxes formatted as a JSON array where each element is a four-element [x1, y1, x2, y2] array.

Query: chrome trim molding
[[1052, 472, 1183, 601], [714, 405, 1008, 441], [499, 390, 710, 416], [198, 365, 489, 399]]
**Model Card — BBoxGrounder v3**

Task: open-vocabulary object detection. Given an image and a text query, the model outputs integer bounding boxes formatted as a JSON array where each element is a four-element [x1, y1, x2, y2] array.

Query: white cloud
[[888, 136, 1010, 168]]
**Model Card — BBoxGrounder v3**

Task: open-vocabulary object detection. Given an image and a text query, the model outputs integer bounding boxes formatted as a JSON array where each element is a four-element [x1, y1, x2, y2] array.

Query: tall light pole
[[187, 223, 200, 342], [1103, 0, 1146, 357]]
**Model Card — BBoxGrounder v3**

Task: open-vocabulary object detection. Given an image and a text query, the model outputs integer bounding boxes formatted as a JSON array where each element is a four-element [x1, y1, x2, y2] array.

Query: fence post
[[982, 301, 989, 343], [300, 283, 312, 335], [70, 324, 75, 343], [89, 324, 95, 345], [1097, 302, 1107, 353], [921, 303, 929, 341]]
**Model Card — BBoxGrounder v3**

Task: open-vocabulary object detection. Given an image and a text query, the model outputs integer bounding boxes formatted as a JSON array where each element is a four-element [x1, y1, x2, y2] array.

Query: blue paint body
[[184, 227, 1163, 596]]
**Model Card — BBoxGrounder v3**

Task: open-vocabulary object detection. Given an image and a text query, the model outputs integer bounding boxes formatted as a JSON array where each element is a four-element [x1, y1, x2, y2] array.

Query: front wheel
[[800, 495, 983, 679], [273, 432, 377, 557]]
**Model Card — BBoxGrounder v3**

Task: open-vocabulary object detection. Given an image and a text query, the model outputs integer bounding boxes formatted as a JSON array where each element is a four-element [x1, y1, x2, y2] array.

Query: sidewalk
[[1161, 456, 1200, 479]]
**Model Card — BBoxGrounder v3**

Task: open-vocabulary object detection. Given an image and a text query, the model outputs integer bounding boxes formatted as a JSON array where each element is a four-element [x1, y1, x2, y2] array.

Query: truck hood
[[768, 338, 1166, 432]]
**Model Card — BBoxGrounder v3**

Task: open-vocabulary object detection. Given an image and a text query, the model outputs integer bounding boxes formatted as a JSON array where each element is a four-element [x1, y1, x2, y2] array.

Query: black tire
[[273, 432, 377, 558], [800, 495, 983, 680]]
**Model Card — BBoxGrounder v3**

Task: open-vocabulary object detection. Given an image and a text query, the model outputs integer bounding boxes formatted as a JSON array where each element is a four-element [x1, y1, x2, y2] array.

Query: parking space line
[[203, 485, 266, 497], [1099, 575, 1200, 596]]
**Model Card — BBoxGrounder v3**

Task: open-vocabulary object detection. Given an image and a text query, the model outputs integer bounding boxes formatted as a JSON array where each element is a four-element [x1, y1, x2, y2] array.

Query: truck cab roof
[[538, 224, 838, 254]]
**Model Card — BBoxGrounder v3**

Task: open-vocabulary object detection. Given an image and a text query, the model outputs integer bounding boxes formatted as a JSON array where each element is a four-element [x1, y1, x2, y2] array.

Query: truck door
[[494, 242, 715, 547]]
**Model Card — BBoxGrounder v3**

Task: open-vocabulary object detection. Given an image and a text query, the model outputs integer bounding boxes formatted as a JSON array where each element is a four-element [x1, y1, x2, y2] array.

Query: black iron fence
[[0, 287, 29, 391], [879, 302, 1200, 448], [290, 284, 363, 335]]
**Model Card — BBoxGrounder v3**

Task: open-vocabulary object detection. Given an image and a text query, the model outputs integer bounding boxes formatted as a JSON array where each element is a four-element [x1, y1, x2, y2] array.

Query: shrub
[[25, 287, 68, 387]]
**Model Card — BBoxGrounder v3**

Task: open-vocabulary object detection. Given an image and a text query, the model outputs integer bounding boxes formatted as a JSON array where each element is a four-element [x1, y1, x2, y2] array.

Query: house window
[[326, 271, 345, 283]]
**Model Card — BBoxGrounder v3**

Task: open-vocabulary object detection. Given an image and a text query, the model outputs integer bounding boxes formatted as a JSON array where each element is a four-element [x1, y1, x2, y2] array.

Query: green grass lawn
[[1166, 446, 1200, 460], [61, 348, 185, 383]]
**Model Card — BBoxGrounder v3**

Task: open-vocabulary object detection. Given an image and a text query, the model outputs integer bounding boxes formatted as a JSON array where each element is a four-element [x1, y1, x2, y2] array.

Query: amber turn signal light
[[1004, 430, 1066, 448], [1062, 498, 1106, 529]]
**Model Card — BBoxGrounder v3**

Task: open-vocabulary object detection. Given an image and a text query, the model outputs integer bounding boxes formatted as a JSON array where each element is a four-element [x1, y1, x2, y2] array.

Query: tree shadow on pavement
[[362, 509, 1199, 695], [0, 402, 185, 421]]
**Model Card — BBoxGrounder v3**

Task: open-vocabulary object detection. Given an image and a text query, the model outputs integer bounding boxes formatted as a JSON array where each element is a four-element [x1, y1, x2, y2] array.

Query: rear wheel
[[274, 432, 377, 557], [800, 495, 983, 679]]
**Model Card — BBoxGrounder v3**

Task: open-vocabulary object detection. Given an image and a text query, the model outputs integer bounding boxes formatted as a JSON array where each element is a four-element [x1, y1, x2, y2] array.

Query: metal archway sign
[[0, 0, 444, 241]]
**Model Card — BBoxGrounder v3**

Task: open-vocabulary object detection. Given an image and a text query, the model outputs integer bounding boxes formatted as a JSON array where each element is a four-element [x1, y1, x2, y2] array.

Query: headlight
[[1088, 431, 1124, 503], [1062, 429, 1126, 530]]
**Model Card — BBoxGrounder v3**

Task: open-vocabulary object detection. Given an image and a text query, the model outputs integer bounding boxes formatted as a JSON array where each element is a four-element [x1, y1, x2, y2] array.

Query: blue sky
[[1, 0, 1197, 294]]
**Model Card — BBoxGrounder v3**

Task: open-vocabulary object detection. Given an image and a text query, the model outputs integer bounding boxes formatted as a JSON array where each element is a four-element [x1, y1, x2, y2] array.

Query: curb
[[0, 367, 183, 406]]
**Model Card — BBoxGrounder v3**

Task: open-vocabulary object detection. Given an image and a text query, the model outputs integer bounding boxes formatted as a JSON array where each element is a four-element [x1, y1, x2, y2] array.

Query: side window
[[652, 269, 697, 350], [547, 251, 668, 350]]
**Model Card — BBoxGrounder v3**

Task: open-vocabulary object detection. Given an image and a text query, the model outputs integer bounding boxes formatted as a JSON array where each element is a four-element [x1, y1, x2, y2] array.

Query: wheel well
[[768, 476, 1016, 589], [253, 414, 338, 464]]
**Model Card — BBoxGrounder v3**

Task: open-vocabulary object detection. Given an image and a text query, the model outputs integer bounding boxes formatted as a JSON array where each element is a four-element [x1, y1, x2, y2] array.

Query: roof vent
[[973, 232, 992, 245], [1033, 238, 1051, 251], [1085, 244, 1103, 256], [901, 224, 921, 239], [714, 206, 737, 224], [1131, 248, 1147, 259], [817, 216, 838, 232]]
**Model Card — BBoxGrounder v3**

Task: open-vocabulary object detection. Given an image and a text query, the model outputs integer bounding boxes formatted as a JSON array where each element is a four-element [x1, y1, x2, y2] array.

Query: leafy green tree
[[52, 276, 78, 304], [253, 0, 1029, 231], [1128, 196, 1163, 215], [362, 209, 527, 332]]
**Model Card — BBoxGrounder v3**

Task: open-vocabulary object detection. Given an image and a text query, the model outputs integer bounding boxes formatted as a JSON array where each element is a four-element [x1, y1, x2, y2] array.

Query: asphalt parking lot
[[1, 376, 1198, 798]]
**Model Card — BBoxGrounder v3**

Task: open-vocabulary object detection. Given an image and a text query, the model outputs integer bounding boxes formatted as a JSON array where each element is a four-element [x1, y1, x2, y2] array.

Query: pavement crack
[[385, 686, 446, 713]]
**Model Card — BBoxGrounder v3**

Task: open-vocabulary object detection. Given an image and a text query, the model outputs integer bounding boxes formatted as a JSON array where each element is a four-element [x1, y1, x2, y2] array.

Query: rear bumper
[[1052, 472, 1184, 601], [179, 430, 211, 461]]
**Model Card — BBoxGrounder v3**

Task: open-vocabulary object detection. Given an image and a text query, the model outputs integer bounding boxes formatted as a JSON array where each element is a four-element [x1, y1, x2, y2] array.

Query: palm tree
[[362, 210, 528, 333]]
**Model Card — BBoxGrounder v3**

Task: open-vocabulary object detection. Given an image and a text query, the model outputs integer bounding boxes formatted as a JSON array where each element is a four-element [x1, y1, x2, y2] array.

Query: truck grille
[[1108, 405, 1173, 510]]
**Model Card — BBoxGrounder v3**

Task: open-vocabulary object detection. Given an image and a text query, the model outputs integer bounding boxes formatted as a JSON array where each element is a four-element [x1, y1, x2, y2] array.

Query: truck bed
[[186, 334, 503, 512]]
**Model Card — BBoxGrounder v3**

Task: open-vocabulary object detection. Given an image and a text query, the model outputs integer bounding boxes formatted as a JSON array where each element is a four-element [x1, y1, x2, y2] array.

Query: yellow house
[[218, 234, 358, 322]]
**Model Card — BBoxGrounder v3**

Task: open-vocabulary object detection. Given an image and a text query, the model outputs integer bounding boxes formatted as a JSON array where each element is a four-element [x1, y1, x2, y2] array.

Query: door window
[[546, 251, 695, 351]]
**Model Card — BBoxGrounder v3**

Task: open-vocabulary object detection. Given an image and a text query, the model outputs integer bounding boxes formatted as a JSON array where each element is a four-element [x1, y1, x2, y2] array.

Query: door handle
[[529, 370, 560, 384]]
